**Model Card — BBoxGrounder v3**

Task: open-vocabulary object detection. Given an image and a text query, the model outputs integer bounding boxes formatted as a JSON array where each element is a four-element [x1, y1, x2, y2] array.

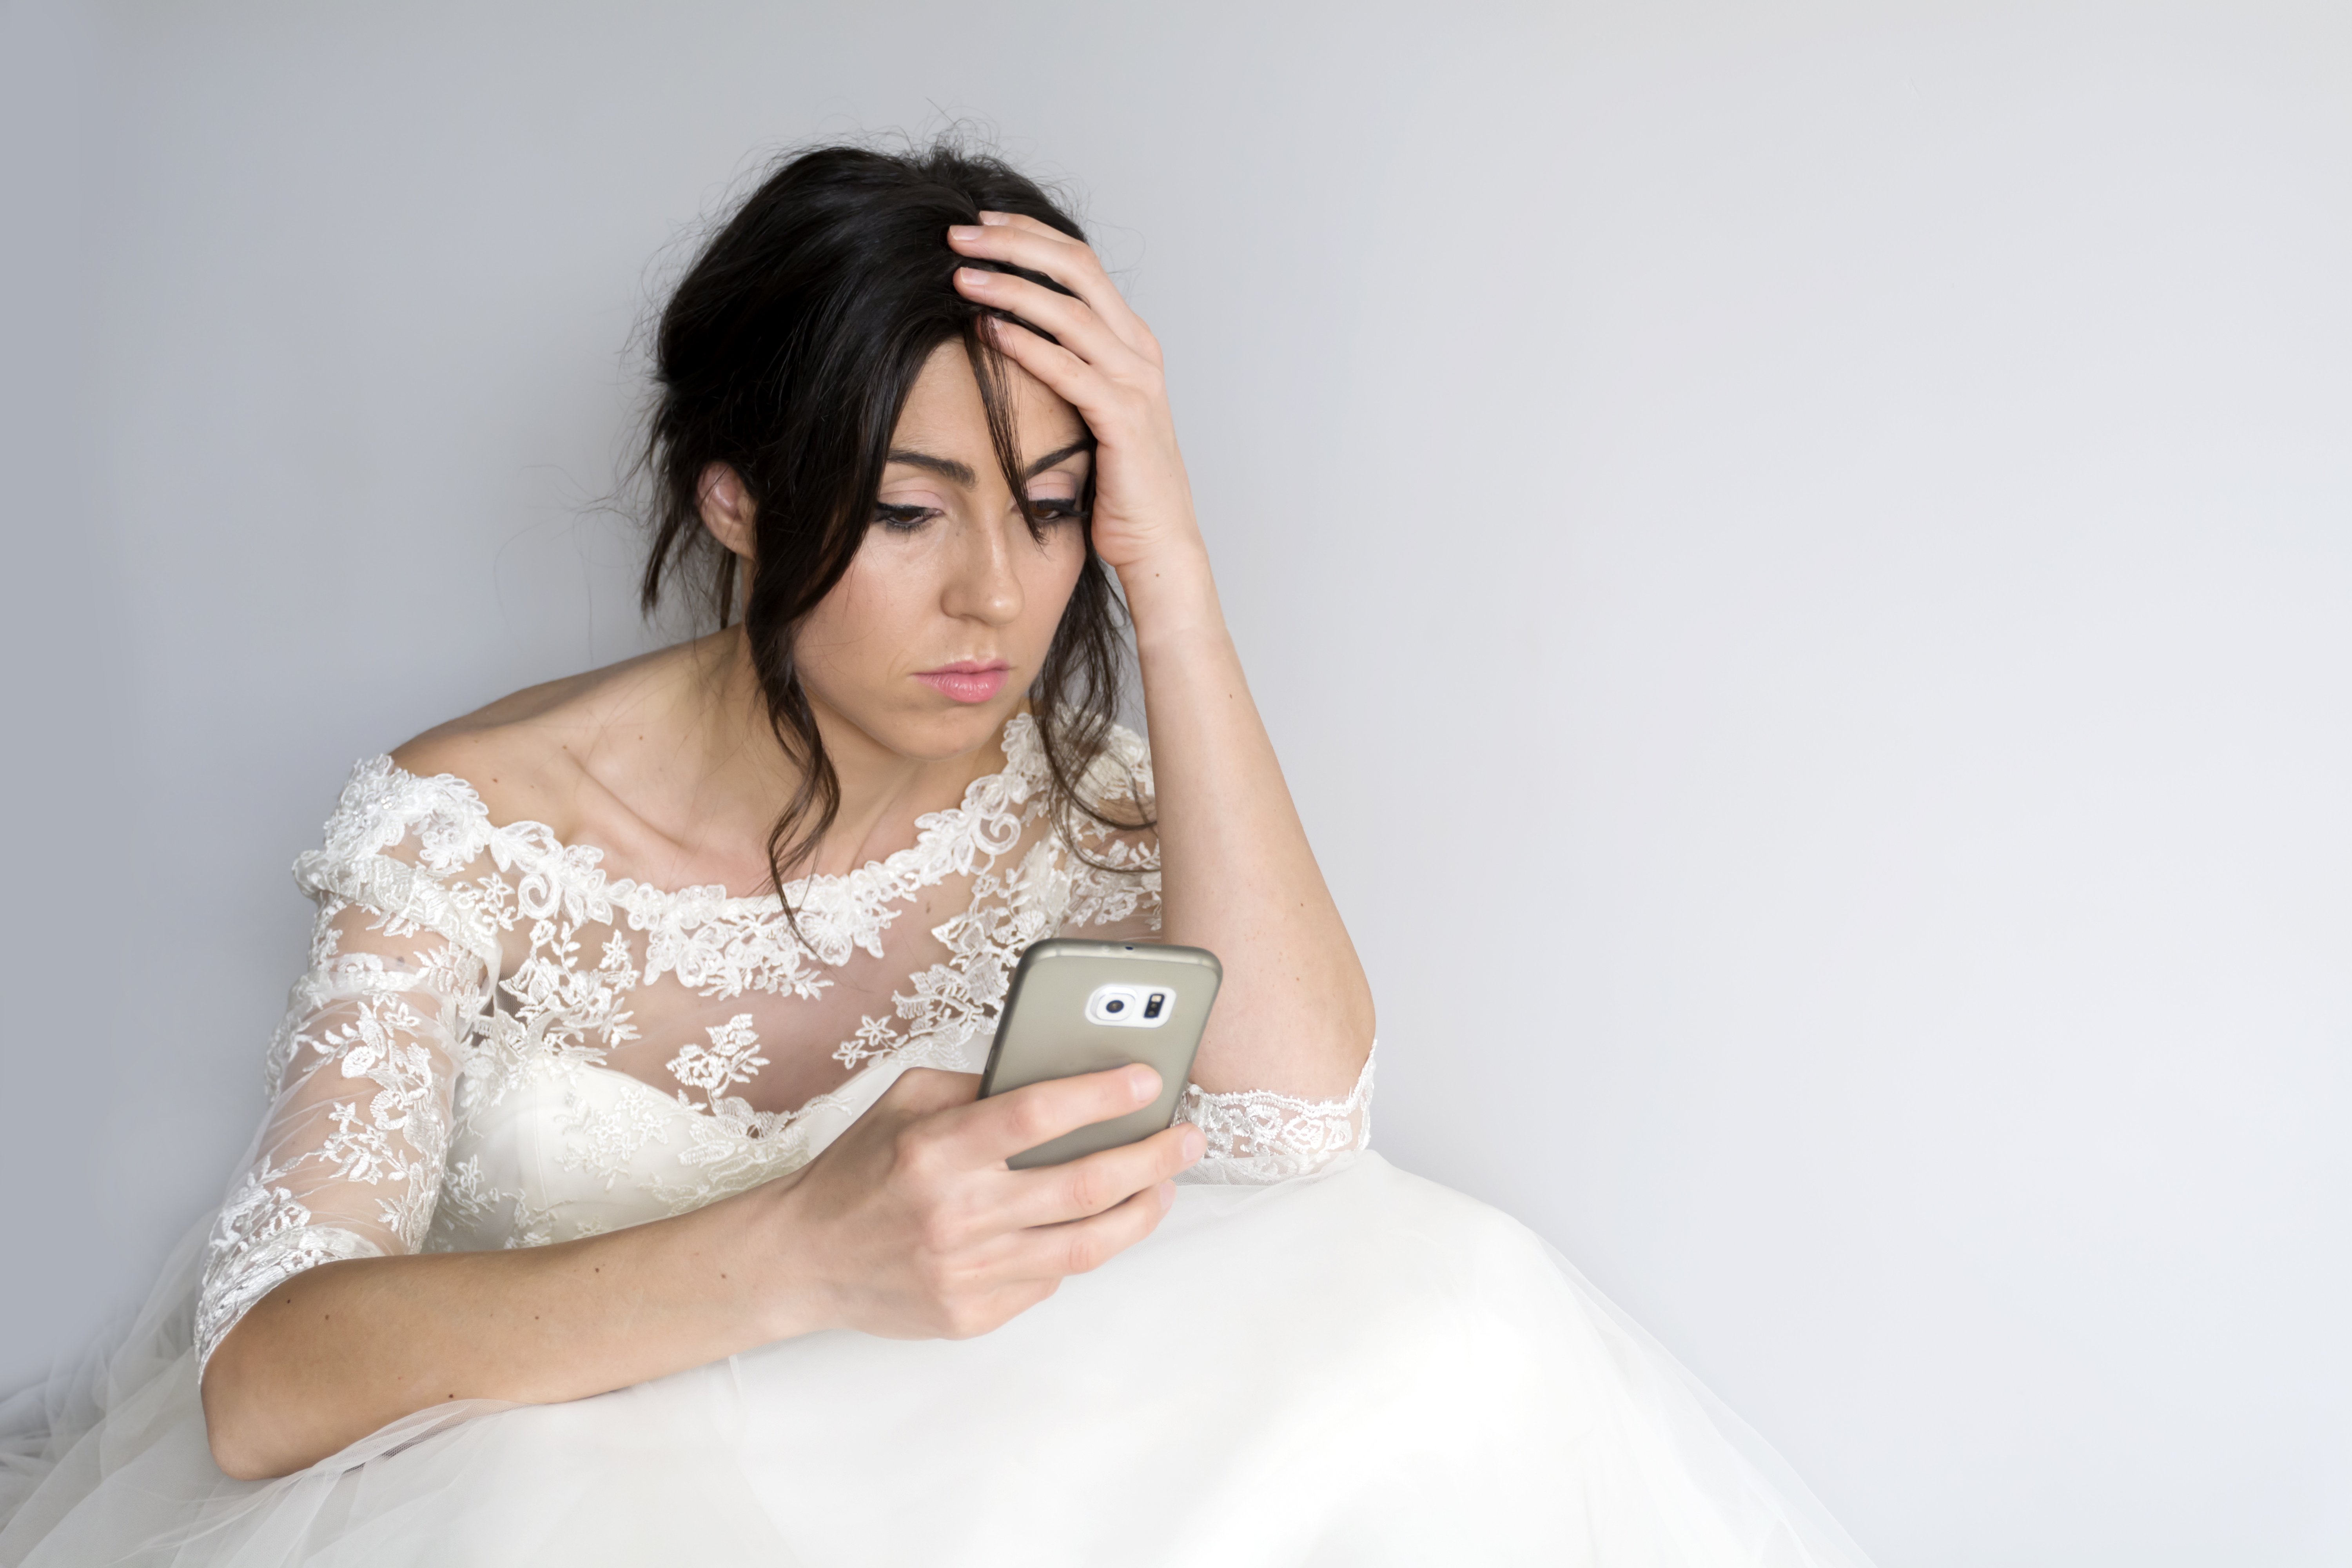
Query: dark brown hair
[[638, 139, 1142, 904]]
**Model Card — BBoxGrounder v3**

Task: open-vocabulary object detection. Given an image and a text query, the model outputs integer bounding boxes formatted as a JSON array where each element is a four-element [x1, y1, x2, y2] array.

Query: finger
[[954, 265, 1133, 371], [938, 1062, 1163, 1166], [949, 219, 1155, 358], [1000, 1119, 1204, 1229], [966, 214, 1161, 365], [976, 210, 1082, 242], [976, 316, 1125, 426], [1003, 1181, 1174, 1282]]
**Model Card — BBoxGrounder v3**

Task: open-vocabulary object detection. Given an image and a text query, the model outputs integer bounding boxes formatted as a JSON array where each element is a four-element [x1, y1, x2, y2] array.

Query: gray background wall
[[3, 2, 2347, 1563]]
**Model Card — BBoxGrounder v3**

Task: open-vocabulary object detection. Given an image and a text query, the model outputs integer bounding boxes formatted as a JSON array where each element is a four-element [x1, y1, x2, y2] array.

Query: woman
[[0, 142, 1871, 1566]]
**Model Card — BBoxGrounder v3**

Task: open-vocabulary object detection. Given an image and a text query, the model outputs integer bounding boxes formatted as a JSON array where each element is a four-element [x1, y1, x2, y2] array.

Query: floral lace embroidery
[[198, 715, 1371, 1370], [196, 1219, 381, 1371], [1177, 1047, 1376, 1185], [431, 1155, 503, 1240], [197, 919, 481, 1367], [556, 1087, 676, 1192], [667, 1015, 769, 1114]]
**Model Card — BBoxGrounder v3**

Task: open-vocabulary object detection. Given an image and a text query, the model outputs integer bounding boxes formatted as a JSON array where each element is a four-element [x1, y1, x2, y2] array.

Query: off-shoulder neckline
[[366, 710, 1053, 916]]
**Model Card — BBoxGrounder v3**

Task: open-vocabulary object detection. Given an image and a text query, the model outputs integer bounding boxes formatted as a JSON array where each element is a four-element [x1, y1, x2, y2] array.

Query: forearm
[[940, 214, 1371, 1096], [200, 1182, 812, 1480], [1122, 546, 1374, 1096]]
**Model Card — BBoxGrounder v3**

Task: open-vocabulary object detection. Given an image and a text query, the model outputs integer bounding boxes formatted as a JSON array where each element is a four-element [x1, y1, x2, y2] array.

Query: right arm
[[203, 1062, 1196, 1480], [197, 762, 1195, 1480]]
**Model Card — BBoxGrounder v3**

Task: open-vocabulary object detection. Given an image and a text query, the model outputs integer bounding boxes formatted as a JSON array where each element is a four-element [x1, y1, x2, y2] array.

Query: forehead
[[891, 339, 1086, 462]]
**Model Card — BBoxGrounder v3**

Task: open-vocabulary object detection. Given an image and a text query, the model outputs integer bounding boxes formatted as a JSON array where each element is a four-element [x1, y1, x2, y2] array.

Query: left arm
[[951, 216, 1374, 1100]]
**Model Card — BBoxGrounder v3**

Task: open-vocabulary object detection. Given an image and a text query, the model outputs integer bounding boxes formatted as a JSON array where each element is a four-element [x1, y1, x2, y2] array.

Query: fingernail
[[1157, 1181, 1176, 1213], [948, 225, 983, 241], [1181, 1125, 1205, 1165], [956, 267, 992, 287], [978, 211, 1010, 226], [1127, 1064, 1161, 1102]]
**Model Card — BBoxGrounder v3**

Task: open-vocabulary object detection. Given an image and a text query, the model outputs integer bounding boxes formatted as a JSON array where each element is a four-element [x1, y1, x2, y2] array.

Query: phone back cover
[[980, 940, 1222, 1169]]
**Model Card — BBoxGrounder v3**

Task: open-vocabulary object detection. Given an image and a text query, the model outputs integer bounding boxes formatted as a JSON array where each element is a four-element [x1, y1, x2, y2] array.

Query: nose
[[940, 507, 1025, 627]]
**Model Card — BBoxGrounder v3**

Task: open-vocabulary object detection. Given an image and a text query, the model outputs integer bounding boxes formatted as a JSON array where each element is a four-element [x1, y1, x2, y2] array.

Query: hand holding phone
[[757, 1052, 1200, 1345]]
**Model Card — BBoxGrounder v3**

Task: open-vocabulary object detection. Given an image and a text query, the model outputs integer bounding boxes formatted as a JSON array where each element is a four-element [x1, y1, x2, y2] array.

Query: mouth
[[913, 659, 1012, 705]]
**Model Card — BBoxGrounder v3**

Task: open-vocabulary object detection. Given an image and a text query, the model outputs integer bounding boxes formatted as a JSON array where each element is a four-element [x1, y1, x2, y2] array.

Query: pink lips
[[914, 660, 1011, 704]]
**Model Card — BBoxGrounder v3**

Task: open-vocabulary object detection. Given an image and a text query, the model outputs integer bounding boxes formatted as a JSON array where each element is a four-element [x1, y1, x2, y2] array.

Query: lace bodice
[[196, 714, 1373, 1371]]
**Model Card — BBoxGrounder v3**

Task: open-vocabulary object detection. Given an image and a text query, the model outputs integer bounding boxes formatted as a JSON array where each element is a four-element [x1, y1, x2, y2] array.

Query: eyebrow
[[884, 437, 1095, 488]]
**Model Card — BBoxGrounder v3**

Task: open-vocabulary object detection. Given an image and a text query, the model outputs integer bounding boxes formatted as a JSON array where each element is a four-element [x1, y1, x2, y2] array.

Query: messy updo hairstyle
[[638, 139, 1142, 906]]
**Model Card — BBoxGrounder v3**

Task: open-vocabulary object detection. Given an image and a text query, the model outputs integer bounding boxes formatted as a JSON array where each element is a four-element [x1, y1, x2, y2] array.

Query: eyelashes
[[874, 503, 937, 532], [872, 498, 1087, 534]]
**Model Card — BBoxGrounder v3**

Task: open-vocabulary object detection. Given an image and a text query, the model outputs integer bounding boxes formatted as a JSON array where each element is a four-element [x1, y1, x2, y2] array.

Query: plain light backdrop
[[3, 3, 2348, 1564]]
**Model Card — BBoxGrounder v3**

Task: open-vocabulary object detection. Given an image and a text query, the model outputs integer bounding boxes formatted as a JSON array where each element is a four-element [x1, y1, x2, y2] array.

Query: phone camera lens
[[1144, 993, 1165, 1019], [1105, 998, 1126, 1014]]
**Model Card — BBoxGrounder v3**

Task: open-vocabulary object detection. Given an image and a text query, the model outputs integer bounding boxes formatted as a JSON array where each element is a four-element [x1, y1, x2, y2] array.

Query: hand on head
[[947, 214, 1202, 580]]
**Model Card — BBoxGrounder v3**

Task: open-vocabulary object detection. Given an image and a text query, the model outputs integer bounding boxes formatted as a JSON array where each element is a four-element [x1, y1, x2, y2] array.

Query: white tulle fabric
[[0, 714, 1875, 1568]]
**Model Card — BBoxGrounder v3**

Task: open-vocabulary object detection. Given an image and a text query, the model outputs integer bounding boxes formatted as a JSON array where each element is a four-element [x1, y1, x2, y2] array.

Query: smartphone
[[977, 938, 1222, 1169]]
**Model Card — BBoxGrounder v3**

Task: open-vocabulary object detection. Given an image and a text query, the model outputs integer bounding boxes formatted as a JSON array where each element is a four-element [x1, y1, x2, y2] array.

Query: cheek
[[1018, 530, 1090, 639], [793, 552, 918, 684]]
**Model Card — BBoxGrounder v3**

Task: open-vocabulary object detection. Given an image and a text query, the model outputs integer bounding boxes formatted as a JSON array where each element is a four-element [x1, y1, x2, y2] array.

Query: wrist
[[740, 1172, 840, 1343], [666, 1174, 831, 1347], [1112, 540, 1224, 648]]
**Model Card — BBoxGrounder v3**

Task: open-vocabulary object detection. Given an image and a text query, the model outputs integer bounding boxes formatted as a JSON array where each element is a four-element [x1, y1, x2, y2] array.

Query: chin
[[875, 698, 1023, 763]]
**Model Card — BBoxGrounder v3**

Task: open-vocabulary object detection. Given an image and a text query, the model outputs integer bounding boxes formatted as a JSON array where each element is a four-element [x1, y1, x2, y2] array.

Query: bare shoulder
[[389, 683, 593, 836], [389, 642, 699, 837]]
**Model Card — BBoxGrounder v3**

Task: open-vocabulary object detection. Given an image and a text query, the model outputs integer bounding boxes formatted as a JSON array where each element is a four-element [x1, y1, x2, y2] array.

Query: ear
[[697, 463, 755, 561]]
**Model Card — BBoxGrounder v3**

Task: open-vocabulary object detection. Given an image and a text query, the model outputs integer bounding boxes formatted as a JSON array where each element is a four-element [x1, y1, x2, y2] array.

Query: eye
[[1027, 497, 1087, 523], [873, 503, 940, 533]]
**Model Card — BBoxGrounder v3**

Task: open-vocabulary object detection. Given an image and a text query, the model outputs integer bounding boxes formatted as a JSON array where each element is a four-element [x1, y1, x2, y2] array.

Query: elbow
[[200, 1331, 301, 1482], [209, 1432, 283, 1484], [202, 1397, 284, 1482]]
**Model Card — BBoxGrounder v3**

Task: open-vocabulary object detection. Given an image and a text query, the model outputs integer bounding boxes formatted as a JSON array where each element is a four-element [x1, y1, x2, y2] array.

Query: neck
[[693, 626, 1012, 883]]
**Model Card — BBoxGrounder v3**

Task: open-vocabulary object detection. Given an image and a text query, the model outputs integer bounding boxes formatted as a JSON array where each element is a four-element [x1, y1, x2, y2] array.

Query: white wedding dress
[[0, 714, 1873, 1567]]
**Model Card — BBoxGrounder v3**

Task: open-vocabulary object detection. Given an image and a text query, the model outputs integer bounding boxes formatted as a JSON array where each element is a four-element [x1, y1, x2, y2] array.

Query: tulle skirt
[[0, 1154, 1870, 1566]]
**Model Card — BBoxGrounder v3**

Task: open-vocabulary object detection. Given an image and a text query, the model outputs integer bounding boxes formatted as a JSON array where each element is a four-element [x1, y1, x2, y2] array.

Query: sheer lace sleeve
[[1174, 1047, 1376, 1186], [195, 760, 500, 1372], [1056, 726, 1374, 1185]]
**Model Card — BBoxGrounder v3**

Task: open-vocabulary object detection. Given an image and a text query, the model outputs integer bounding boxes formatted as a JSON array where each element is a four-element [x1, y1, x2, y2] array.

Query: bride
[[0, 141, 1873, 1566]]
